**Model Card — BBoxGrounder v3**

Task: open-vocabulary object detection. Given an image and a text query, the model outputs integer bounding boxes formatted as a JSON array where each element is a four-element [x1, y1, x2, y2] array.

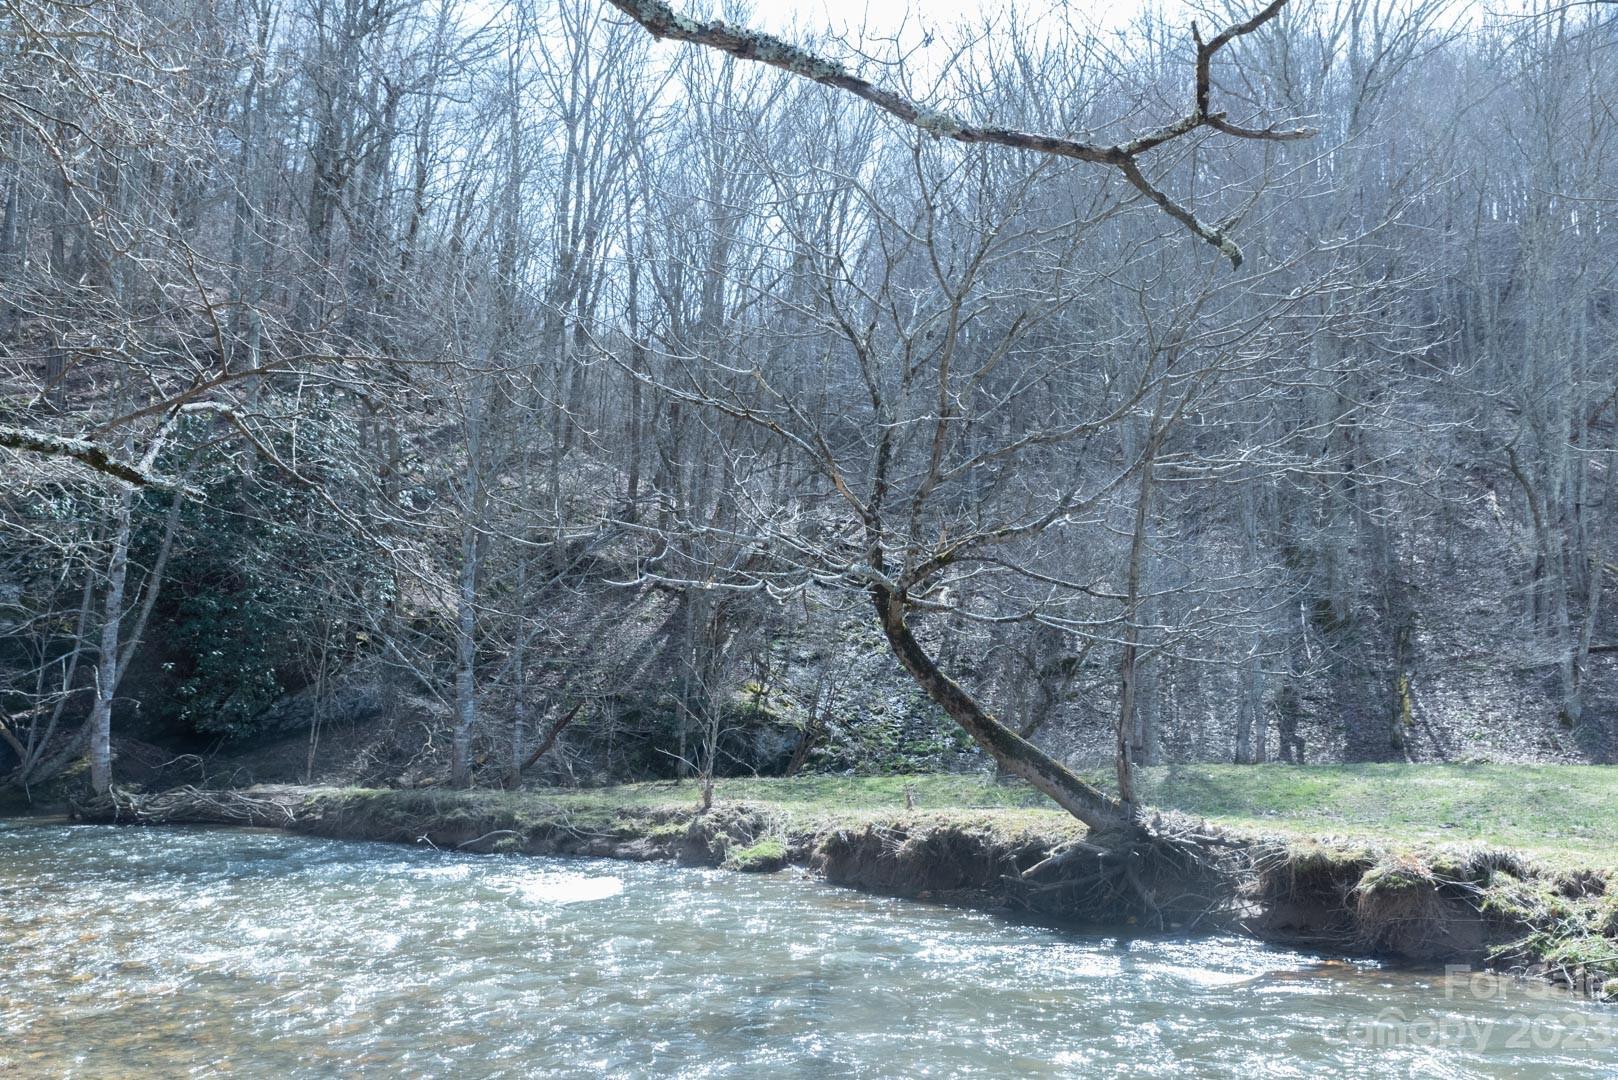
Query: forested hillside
[[1, 0, 1615, 803]]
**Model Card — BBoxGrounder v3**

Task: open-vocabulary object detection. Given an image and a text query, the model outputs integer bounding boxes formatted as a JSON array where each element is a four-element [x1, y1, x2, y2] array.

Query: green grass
[[1134, 763, 1618, 864], [521, 764, 1618, 865]]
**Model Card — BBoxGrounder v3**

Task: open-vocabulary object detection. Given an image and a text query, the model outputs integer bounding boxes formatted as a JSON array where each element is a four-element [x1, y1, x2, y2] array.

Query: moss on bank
[[723, 837, 788, 872]]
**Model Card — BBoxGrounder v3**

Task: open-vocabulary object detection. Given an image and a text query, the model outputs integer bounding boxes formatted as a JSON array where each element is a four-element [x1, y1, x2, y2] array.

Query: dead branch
[[517, 700, 587, 776]]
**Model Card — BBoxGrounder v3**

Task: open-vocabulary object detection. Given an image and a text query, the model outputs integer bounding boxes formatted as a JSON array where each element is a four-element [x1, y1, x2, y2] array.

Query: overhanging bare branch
[[604, 0, 1314, 268]]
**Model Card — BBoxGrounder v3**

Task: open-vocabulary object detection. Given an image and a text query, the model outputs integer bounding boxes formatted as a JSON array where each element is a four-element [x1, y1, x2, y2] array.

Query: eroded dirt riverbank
[[58, 782, 1618, 1001]]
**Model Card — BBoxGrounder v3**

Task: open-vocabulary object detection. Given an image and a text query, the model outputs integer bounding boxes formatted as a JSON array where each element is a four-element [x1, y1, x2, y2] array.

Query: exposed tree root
[[71, 785, 305, 827], [1004, 813, 1250, 931]]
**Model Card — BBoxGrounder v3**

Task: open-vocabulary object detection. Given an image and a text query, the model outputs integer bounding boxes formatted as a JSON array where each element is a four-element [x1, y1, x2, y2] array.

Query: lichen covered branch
[[0, 425, 182, 489]]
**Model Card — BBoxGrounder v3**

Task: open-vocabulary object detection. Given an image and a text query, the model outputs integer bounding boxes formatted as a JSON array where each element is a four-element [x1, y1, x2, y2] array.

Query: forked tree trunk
[[871, 585, 1141, 838]]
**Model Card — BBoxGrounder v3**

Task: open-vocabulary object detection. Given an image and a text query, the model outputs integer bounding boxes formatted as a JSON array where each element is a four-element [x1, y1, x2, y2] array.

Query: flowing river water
[[1, 821, 1615, 1078]]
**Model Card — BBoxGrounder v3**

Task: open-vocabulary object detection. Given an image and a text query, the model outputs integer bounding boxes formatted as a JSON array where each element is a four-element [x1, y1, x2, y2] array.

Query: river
[[0, 821, 1613, 1077]]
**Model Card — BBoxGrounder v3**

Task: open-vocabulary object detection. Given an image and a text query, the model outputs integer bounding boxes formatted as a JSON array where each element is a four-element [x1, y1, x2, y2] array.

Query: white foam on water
[[515, 871, 624, 905]]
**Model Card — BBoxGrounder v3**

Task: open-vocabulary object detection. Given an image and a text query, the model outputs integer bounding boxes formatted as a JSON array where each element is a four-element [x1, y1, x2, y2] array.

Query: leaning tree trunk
[[871, 585, 1142, 838]]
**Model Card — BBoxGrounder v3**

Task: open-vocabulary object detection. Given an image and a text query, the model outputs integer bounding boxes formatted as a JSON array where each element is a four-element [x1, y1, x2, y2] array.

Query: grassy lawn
[[1132, 763, 1618, 863], [525, 764, 1618, 865]]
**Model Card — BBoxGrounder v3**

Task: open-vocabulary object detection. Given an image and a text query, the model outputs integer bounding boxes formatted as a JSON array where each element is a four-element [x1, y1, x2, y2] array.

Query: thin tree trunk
[[88, 489, 134, 794], [1117, 433, 1160, 802], [508, 671, 528, 790], [451, 508, 481, 789]]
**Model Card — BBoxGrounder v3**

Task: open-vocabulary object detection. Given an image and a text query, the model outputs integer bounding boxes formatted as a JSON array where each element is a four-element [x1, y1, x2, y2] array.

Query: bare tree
[[599, 0, 1334, 836]]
